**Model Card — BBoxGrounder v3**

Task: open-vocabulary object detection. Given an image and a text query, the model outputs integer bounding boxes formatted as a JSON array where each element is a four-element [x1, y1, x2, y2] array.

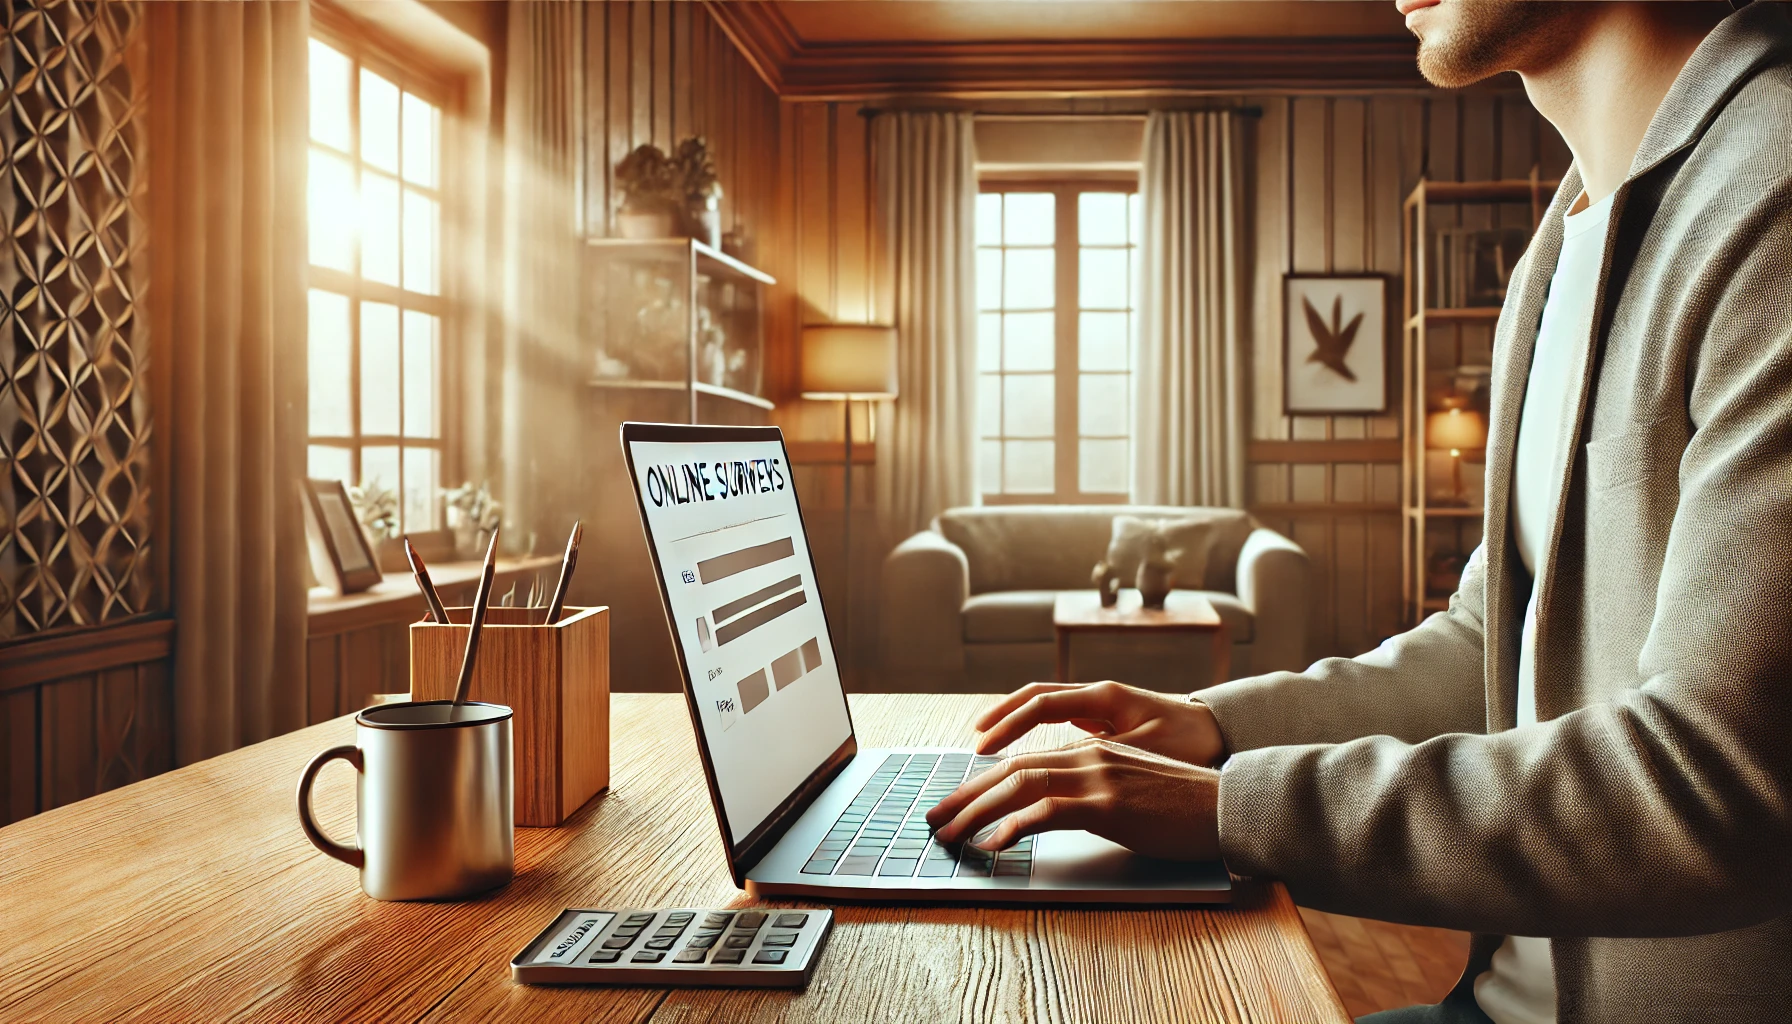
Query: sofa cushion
[[1106, 516, 1215, 591], [962, 591, 1058, 643], [937, 505, 1255, 594], [961, 589, 1254, 645]]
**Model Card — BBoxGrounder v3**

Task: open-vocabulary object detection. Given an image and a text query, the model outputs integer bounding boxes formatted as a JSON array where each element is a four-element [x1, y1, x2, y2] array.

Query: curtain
[[1133, 110, 1247, 508], [498, 1, 584, 547], [871, 112, 979, 542], [146, 1, 311, 765]]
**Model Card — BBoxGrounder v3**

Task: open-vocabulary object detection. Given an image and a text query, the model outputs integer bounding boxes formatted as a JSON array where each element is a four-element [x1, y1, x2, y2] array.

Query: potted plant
[[614, 144, 681, 239], [673, 137, 723, 247]]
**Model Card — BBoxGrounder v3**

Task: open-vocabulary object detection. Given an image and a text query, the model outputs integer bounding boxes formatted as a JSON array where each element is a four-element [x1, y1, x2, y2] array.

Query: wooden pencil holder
[[410, 605, 610, 827]]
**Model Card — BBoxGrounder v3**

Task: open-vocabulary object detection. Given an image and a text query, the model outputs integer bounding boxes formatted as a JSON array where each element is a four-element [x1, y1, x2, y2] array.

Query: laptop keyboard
[[800, 752, 1035, 880]]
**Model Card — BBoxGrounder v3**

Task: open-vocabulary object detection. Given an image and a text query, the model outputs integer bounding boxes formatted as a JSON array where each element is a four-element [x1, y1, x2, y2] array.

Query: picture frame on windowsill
[[303, 478, 384, 596]]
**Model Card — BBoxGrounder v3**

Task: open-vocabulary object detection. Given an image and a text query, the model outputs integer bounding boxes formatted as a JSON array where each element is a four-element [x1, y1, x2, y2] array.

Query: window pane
[[1079, 373, 1129, 436], [1003, 440, 1054, 493], [308, 149, 357, 272], [1003, 249, 1054, 310], [308, 290, 353, 436], [361, 68, 401, 174], [978, 373, 1001, 437], [308, 40, 352, 151], [402, 189, 438, 294], [402, 446, 439, 532], [309, 444, 353, 485], [1079, 439, 1129, 495], [1002, 374, 1053, 437], [977, 313, 1001, 372], [361, 302, 401, 436], [1130, 192, 1142, 244], [1003, 312, 1053, 371], [976, 248, 1003, 311], [1080, 312, 1130, 371], [1002, 193, 1054, 246], [979, 439, 1002, 495], [1079, 193, 1129, 246], [401, 92, 438, 188], [361, 446, 402, 535], [403, 311, 439, 438], [976, 193, 1003, 246], [1079, 247, 1129, 309], [362, 171, 401, 286]]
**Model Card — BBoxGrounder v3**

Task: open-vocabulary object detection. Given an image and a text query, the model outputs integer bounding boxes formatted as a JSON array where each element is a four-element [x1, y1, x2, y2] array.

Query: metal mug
[[296, 700, 515, 901]]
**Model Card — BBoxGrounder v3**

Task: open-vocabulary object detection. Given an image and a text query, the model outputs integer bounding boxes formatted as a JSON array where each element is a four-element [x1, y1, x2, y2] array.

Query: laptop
[[622, 421, 1230, 904]]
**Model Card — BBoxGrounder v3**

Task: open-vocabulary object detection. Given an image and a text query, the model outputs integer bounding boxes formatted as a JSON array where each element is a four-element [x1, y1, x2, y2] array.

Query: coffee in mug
[[297, 700, 514, 901]]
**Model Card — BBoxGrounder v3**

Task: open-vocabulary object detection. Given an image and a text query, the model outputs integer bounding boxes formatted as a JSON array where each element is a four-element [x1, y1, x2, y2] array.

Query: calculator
[[511, 907, 833, 987]]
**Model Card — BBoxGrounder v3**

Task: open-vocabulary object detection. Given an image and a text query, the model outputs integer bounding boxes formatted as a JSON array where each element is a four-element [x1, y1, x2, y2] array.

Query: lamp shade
[[801, 324, 898, 399], [1426, 407, 1487, 452]]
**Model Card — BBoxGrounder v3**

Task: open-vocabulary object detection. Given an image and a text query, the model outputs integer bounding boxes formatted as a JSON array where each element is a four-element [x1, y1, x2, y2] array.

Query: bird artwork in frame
[[1283, 274, 1389, 414]]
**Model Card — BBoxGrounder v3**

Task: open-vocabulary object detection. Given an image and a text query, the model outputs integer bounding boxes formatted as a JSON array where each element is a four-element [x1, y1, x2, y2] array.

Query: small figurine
[[1135, 535, 1177, 610], [1091, 560, 1120, 607]]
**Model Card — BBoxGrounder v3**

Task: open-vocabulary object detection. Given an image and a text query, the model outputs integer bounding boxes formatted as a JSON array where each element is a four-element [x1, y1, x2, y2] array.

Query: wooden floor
[[1300, 909, 1472, 1019]]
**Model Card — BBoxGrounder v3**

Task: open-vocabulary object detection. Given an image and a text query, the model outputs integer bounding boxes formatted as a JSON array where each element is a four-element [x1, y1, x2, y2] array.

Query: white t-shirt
[[1474, 191, 1615, 1024]]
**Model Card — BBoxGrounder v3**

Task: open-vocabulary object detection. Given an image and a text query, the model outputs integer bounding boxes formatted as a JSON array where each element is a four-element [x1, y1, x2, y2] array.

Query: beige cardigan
[[1199, 5, 1792, 1020]]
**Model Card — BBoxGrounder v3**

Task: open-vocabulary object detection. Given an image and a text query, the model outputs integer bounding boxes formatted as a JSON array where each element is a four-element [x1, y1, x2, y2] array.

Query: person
[[925, 2, 1792, 1021]]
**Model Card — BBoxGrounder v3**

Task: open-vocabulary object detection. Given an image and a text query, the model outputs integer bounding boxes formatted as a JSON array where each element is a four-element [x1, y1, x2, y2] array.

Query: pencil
[[452, 528, 501, 710], [404, 537, 449, 624], [544, 520, 583, 624]]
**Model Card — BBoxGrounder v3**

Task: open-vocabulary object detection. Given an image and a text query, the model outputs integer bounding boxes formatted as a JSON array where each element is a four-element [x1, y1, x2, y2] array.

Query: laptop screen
[[624, 427, 854, 846]]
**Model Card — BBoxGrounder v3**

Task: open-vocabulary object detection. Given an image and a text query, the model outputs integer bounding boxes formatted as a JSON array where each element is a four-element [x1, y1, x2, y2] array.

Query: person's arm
[[1220, 212, 1792, 937]]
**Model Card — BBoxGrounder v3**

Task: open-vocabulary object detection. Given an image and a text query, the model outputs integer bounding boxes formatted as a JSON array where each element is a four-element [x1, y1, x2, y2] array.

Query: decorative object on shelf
[[1427, 551, 1470, 598], [614, 144, 681, 239], [1430, 226, 1531, 308], [348, 478, 400, 540], [303, 478, 384, 596], [1426, 402, 1487, 506], [802, 324, 900, 687], [1284, 273, 1388, 414], [1091, 561, 1120, 607], [445, 481, 503, 558], [1135, 537, 1177, 611], [673, 137, 723, 248]]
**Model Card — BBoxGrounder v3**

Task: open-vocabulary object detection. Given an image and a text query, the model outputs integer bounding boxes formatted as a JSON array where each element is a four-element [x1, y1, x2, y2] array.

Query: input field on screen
[[716, 589, 808, 646], [697, 537, 795, 585], [712, 575, 802, 625]]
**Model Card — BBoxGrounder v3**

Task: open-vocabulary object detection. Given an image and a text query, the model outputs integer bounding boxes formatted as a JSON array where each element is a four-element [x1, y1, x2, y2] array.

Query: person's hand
[[971, 681, 1227, 767], [923, 737, 1220, 861]]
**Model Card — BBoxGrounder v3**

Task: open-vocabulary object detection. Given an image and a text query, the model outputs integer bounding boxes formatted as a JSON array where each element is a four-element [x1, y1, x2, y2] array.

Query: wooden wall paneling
[[133, 660, 173, 784], [40, 676, 96, 813], [605, 1, 631, 237], [3, 687, 37, 823], [1333, 515, 1370, 659], [1251, 96, 1291, 444], [1330, 97, 1368, 443], [834, 104, 870, 324], [652, 1, 673, 150], [94, 666, 140, 795], [1288, 97, 1331, 444], [630, 1, 652, 147], [672, 1, 692, 144], [585, 6, 609, 234]]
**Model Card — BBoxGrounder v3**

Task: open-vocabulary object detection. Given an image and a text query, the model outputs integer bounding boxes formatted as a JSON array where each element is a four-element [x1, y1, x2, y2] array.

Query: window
[[306, 34, 446, 534], [977, 184, 1140, 503]]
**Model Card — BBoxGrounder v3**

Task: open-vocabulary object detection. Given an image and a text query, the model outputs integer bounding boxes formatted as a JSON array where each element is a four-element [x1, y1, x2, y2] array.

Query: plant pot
[[618, 209, 677, 239], [1136, 558, 1174, 610]]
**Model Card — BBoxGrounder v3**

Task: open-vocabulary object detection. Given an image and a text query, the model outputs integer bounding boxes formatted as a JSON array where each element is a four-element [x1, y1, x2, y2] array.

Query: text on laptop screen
[[629, 436, 853, 844]]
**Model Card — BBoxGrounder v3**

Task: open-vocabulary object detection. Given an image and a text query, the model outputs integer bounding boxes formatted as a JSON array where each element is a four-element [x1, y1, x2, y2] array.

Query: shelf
[[584, 236, 776, 285], [1405, 506, 1484, 519], [1421, 598, 1451, 612], [1407, 179, 1559, 204], [1408, 307, 1501, 329], [587, 378, 775, 410]]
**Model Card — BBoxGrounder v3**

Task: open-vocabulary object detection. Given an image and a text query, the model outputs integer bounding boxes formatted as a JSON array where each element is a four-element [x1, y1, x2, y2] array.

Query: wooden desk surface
[[0, 693, 1346, 1023]]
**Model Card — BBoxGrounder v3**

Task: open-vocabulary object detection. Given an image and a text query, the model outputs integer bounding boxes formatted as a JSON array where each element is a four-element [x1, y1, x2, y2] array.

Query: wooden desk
[[1054, 590, 1231, 685], [0, 694, 1345, 1023]]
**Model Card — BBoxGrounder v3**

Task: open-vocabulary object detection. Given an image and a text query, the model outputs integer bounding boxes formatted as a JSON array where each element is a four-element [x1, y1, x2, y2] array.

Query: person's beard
[[1413, 1, 1581, 88]]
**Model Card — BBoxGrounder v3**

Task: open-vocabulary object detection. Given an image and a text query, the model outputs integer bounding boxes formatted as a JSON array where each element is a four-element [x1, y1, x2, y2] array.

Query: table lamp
[[802, 324, 899, 685], [1426, 405, 1487, 505]]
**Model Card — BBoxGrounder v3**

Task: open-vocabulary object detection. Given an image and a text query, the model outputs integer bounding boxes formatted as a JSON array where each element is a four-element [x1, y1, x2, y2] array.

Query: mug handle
[[297, 744, 365, 868]]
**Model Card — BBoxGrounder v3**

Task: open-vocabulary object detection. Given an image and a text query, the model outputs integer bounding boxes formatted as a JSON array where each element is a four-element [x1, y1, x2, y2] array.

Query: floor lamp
[[801, 324, 899, 688]]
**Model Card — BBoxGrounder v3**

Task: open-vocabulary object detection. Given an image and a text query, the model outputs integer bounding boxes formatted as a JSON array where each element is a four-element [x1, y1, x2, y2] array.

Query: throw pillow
[[1106, 516, 1215, 592]]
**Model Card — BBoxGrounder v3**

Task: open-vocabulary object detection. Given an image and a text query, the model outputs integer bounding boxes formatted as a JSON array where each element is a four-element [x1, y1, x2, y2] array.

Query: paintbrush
[[451, 528, 501, 714], [544, 520, 583, 624], [404, 537, 449, 624]]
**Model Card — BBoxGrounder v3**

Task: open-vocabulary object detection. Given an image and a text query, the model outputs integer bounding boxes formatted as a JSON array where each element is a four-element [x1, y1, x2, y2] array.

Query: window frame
[[307, 2, 465, 535], [978, 177, 1140, 506]]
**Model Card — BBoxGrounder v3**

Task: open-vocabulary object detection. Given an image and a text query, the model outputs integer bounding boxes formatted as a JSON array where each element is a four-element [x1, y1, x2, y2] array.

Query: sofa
[[879, 505, 1310, 693]]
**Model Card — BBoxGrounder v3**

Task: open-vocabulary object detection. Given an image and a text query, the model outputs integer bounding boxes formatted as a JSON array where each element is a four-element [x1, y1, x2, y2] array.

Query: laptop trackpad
[[1033, 830, 1210, 887]]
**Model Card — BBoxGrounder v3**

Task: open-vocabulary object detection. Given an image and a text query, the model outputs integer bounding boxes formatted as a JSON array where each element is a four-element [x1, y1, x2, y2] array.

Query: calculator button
[[761, 931, 798, 947], [632, 950, 665, 963], [587, 949, 621, 964], [686, 933, 719, 949], [674, 948, 708, 964], [654, 927, 686, 939], [734, 911, 767, 930], [644, 937, 675, 950], [624, 912, 655, 925], [701, 913, 734, 928], [724, 934, 754, 949], [752, 949, 789, 965], [600, 936, 634, 950], [773, 913, 809, 929], [665, 912, 695, 925], [712, 948, 745, 964], [611, 926, 643, 939]]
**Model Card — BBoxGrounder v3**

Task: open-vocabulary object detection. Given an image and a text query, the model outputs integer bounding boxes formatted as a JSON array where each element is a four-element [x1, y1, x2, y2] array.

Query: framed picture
[[1284, 273, 1390, 414], [303, 478, 383, 595]]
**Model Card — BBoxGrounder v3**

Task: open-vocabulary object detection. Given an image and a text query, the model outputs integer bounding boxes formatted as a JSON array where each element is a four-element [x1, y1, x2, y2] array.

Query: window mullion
[[1055, 186, 1078, 503]]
